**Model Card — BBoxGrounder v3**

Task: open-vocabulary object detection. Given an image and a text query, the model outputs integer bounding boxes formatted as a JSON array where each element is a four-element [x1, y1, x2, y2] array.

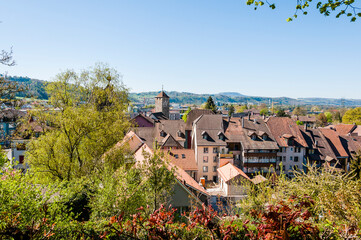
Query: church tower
[[155, 91, 170, 119]]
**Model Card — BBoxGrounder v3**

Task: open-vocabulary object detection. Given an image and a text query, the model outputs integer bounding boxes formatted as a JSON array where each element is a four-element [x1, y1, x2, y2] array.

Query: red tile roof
[[319, 128, 348, 158], [217, 163, 250, 183], [162, 149, 197, 171], [266, 117, 308, 148]]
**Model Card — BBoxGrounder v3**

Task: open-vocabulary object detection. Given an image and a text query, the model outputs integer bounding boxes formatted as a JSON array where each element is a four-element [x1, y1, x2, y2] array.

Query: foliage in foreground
[[1, 166, 361, 239]]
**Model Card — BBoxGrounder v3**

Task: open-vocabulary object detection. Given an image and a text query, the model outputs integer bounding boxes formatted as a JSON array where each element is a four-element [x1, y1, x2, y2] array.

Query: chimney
[[304, 124, 308, 131], [315, 140, 318, 147], [242, 117, 244, 128]]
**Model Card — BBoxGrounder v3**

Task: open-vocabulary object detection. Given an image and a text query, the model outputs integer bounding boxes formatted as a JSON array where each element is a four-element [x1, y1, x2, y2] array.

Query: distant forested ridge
[[130, 91, 361, 106], [1, 76, 361, 106], [1, 75, 48, 99]]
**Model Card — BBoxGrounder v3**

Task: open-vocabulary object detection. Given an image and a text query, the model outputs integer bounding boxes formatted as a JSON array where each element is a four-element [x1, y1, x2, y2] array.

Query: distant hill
[[2, 75, 48, 99], [218, 92, 246, 97], [130, 91, 361, 107], [2, 76, 361, 106]]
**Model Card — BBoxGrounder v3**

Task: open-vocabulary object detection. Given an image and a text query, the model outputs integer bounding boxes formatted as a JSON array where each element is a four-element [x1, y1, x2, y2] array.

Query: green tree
[[228, 104, 235, 117], [204, 96, 217, 113], [333, 110, 342, 123], [350, 152, 361, 180], [324, 111, 333, 123], [276, 109, 287, 117], [27, 64, 131, 182], [260, 108, 268, 116], [292, 106, 307, 116], [140, 147, 176, 211], [317, 112, 328, 126], [182, 107, 191, 122], [342, 107, 361, 125]]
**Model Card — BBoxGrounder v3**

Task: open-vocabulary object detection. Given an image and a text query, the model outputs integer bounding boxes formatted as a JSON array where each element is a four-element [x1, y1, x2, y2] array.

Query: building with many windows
[[191, 114, 227, 182]]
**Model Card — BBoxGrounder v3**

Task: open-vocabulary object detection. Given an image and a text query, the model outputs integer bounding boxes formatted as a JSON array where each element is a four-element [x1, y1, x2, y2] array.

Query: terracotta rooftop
[[217, 163, 250, 183], [319, 128, 348, 158], [266, 117, 308, 148], [162, 149, 197, 171]]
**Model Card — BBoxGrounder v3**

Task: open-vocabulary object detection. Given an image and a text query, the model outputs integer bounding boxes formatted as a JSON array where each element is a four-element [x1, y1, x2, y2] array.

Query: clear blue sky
[[0, 0, 360, 98]]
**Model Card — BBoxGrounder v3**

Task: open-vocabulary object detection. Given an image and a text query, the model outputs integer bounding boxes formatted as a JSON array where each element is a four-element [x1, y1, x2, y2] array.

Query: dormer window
[[177, 130, 183, 138], [174, 154, 179, 159], [262, 135, 268, 140], [251, 135, 257, 140], [160, 130, 166, 137], [217, 131, 225, 141], [201, 131, 208, 140]]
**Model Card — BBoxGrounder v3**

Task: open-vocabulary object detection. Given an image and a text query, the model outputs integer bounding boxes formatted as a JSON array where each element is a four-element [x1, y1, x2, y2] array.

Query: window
[[262, 135, 268, 140], [294, 156, 299, 162], [290, 156, 293, 161], [309, 149, 314, 154], [203, 156, 208, 163], [181, 154, 185, 158], [251, 135, 257, 140], [279, 147, 283, 153], [203, 148, 208, 153], [203, 176, 208, 181], [283, 156, 286, 161], [203, 166, 208, 172], [213, 166, 217, 172], [19, 155, 24, 164], [174, 154, 179, 159], [289, 165, 293, 170], [290, 148, 293, 152], [213, 147, 218, 153], [213, 156, 217, 162], [213, 176, 218, 182]]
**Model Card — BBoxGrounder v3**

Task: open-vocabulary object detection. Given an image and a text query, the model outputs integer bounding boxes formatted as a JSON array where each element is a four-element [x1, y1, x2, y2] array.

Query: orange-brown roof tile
[[319, 128, 348, 158], [217, 163, 251, 183]]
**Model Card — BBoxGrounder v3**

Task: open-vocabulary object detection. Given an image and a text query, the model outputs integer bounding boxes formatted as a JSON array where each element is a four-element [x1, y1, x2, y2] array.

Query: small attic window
[[174, 154, 179, 159], [182, 154, 185, 158], [177, 130, 182, 137], [251, 135, 257, 140], [160, 130, 166, 137], [262, 135, 268, 140], [202, 131, 208, 139], [217, 132, 225, 141]]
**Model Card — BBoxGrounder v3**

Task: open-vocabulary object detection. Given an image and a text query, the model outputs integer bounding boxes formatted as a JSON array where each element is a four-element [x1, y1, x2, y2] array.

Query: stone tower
[[155, 91, 170, 118]]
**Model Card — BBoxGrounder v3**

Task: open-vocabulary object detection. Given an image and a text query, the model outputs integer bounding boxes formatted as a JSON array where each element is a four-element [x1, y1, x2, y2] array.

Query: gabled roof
[[319, 128, 348, 158], [185, 109, 214, 130], [161, 134, 183, 149], [134, 120, 186, 149], [162, 149, 197, 171], [193, 115, 227, 146], [155, 91, 170, 98], [117, 131, 144, 154], [333, 124, 357, 135], [131, 113, 155, 126], [217, 163, 251, 183], [225, 117, 278, 150], [299, 127, 337, 162], [266, 117, 308, 148]]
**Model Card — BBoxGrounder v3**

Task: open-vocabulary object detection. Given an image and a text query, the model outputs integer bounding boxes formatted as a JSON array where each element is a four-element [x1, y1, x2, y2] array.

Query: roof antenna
[[162, 84, 164, 92]]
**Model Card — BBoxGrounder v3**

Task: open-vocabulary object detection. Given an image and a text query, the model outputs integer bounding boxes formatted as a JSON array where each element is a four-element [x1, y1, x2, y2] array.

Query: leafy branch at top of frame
[[246, 0, 361, 22]]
